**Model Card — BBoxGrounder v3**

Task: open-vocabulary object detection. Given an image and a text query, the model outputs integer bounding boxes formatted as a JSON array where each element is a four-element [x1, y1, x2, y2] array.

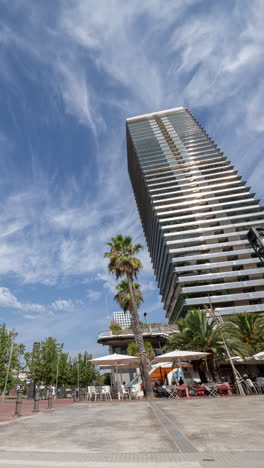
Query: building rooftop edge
[[126, 107, 185, 123]]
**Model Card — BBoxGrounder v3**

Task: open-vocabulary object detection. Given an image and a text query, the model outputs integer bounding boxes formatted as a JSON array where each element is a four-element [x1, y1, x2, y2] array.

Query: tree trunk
[[126, 274, 153, 398], [207, 354, 221, 383], [193, 359, 208, 384]]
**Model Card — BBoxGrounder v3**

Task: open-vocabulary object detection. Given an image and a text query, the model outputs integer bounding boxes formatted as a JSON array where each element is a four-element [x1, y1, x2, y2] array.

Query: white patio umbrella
[[98, 363, 140, 370], [89, 353, 141, 395], [251, 351, 264, 361], [153, 350, 210, 387], [231, 352, 264, 365], [243, 351, 264, 365], [89, 353, 140, 366], [153, 349, 210, 363]]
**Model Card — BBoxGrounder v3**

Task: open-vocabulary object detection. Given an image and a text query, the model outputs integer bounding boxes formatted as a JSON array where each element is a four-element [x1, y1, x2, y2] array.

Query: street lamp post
[[31, 341, 40, 400], [77, 362, 80, 399], [54, 344, 62, 400], [1, 329, 18, 402], [205, 298, 245, 396]]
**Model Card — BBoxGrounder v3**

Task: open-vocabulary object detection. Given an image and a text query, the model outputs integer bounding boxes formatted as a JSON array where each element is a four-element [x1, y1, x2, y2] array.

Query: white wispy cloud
[[87, 289, 102, 302], [0, 287, 45, 312], [0, 0, 263, 349], [0, 287, 83, 316], [0, 0, 262, 286]]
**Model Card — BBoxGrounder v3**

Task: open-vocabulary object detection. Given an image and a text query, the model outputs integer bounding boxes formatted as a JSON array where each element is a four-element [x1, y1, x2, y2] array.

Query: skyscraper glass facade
[[126, 107, 264, 322]]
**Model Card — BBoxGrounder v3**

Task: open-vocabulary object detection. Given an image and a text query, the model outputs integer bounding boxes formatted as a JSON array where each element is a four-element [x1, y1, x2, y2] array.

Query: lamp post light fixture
[[247, 226, 264, 264], [31, 341, 40, 400], [1, 329, 18, 402], [205, 298, 245, 396], [54, 343, 63, 400], [77, 362, 80, 399]]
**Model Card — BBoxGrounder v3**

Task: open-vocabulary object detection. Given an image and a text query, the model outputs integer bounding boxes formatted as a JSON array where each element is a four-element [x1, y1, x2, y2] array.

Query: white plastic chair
[[87, 386, 92, 400], [136, 390, 144, 400], [101, 385, 112, 400], [130, 387, 138, 400], [121, 385, 129, 400], [90, 385, 100, 401]]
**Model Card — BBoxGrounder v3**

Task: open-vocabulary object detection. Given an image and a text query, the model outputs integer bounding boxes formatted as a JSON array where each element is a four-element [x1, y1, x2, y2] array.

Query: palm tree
[[222, 313, 264, 356], [114, 279, 143, 329], [104, 234, 153, 398], [165, 309, 240, 382]]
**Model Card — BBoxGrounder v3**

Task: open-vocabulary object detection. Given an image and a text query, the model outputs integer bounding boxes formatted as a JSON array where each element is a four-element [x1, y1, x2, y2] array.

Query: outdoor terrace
[[97, 324, 179, 347]]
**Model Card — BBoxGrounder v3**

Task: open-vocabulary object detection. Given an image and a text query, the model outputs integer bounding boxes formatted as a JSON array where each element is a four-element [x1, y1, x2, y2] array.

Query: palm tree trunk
[[126, 274, 153, 398], [207, 354, 221, 383]]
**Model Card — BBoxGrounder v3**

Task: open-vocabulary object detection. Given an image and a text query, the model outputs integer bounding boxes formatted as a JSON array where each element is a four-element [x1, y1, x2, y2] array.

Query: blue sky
[[0, 0, 263, 356]]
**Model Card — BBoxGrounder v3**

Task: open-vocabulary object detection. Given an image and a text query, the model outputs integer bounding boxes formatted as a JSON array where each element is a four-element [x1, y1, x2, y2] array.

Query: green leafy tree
[[66, 352, 99, 387], [58, 352, 69, 386], [25, 338, 67, 386], [165, 309, 244, 382], [127, 341, 155, 360], [222, 313, 264, 356], [114, 279, 144, 321], [24, 341, 43, 386], [0, 324, 19, 392], [105, 235, 153, 398], [109, 321, 123, 333], [15, 343, 26, 383]]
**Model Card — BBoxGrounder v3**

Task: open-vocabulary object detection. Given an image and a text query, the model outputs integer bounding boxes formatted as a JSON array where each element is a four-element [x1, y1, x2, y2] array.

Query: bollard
[[15, 389, 23, 416], [48, 390, 53, 409], [33, 388, 40, 412]]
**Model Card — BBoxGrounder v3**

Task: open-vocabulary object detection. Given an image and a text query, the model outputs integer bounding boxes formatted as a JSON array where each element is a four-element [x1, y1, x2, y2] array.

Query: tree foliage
[[0, 324, 21, 392], [66, 352, 100, 387], [109, 321, 123, 332], [165, 309, 247, 382], [24, 339, 99, 387], [114, 279, 144, 320], [104, 234, 153, 398], [221, 313, 264, 355], [104, 234, 143, 279], [127, 341, 155, 360]]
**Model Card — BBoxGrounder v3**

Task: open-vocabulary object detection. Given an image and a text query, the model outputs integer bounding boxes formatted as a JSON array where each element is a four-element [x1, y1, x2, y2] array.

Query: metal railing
[[98, 324, 178, 339]]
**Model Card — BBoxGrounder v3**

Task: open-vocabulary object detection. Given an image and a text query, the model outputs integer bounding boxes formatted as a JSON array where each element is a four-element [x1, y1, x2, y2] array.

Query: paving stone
[[0, 398, 263, 467]]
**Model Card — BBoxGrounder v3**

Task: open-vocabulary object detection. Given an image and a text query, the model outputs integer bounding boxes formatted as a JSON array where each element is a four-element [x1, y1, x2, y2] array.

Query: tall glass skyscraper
[[126, 107, 264, 322]]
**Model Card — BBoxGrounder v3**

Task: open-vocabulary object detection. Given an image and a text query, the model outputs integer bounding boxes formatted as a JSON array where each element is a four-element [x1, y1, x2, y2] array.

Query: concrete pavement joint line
[[148, 401, 197, 453]]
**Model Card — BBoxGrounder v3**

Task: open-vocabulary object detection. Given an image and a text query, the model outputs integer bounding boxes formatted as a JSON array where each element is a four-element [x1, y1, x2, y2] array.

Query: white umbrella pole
[[115, 364, 120, 400]]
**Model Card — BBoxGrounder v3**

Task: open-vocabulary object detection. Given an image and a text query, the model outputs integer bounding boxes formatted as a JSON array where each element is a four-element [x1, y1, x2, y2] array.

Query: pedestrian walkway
[[0, 398, 73, 422], [0, 397, 263, 467]]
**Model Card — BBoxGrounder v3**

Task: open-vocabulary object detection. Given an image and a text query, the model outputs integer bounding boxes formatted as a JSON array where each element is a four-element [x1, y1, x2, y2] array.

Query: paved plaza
[[0, 396, 263, 467], [0, 399, 74, 423]]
